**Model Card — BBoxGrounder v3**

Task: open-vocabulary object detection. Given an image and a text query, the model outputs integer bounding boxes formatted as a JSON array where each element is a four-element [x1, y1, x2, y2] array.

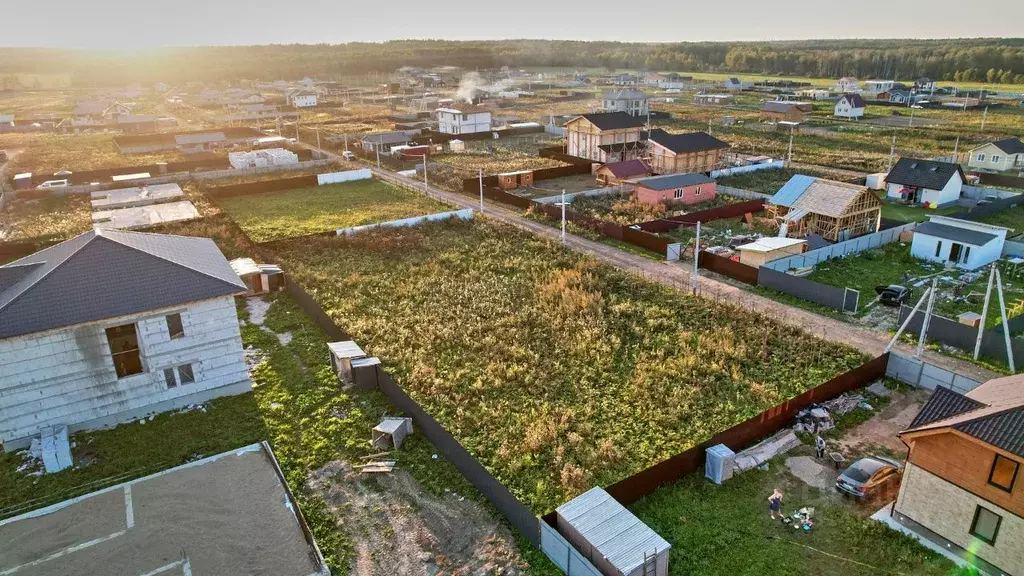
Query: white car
[[342, 151, 356, 161], [39, 179, 69, 188]]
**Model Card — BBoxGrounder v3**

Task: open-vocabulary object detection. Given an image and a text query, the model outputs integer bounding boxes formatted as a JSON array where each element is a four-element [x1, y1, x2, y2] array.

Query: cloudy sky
[[4, 0, 1022, 48]]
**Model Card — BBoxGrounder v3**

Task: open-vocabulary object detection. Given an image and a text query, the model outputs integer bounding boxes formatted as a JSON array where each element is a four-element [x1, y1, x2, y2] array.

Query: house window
[[977, 153, 986, 162], [106, 323, 143, 378], [166, 313, 184, 339], [992, 155, 1001, 164], [988, 454, 1020, 492], [969, 506, 1002, 545], [178, 364, 195, 385], [935, 241, 943, 258], [674, 188, 683, 199], [164, 368, 177, 389], [695, 186, 702, 196]]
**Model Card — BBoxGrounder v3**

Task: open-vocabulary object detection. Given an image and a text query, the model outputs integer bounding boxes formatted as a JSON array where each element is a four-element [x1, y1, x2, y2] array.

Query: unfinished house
[[646, 129, 730, 174], [767, 175, 882, 242], [564, 112, 646, 163], [0, 229, 251, 450]]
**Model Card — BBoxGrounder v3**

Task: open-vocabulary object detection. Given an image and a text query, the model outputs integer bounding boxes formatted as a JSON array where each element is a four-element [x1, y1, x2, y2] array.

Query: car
[[341, 150, 356, 161], [38, 179, 69, 189], [875, 285, 912, 307], [835, 456, 903, 500]]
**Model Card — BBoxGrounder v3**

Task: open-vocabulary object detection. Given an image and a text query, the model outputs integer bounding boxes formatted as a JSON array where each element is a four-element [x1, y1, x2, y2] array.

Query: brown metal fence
[[604, 353, 889, 506], [634, 199, 764, 232], [698, 251, 759, 284], [0, 242, 38, 261], [975, 172, 1024, 190]]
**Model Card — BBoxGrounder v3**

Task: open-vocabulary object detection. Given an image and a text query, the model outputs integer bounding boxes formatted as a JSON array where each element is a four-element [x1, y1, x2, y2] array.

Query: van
[[39, 179, 69, 188], [341, 151, 356, 161]]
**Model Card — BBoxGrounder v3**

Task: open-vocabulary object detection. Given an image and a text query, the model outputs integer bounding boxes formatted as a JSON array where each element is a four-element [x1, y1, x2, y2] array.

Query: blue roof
[[635, 172, 714, 191], [769, 175, 815, 207]]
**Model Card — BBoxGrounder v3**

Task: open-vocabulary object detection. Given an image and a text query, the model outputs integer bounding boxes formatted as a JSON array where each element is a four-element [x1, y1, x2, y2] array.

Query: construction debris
[[355, 461, 396, 473], [372, 417, 414, 449], [732, 429, 802, 474]]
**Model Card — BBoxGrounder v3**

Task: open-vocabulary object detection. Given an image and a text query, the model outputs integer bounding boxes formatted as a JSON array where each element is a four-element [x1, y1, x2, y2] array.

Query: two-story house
[[834, 93, 866, 119], [0, 229, 251, 450], [436, 105, 493, 135], [646, 129, 730, 174], [563, 112, 645, 163], [894, 376, 1024, 576], [835, 77, 860, 93], [601, 89, 649, 117]]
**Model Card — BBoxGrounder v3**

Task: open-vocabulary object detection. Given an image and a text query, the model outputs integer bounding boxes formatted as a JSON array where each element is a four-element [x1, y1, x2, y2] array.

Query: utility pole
[[375, 144, 380, 168], [315, 127, 321, 151], [974, 264, 996, 361], [478, 168, 484, 213], [995, 267, 1016, 372], [691, 221, 701, 294], [423, 154, 428, 192], [887, 134, 896, 171], [786, 125, 794, 167], [981, 106, 989, 131], [560, 188, 566, 244], [952, 135, 960, 163], [915, 278, 938, 359], [344, 133, 349, 152]]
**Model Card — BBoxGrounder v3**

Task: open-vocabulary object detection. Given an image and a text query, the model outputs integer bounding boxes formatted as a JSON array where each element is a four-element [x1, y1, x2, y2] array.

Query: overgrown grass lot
[[874, 191, 963, 223], [716, 167, 856, 195], [630, 463, 963, 576], [0, 133, 187, 177], [267, 218, 867, 513], [216, 178, 451, 242], [0, 193, 92, 245], [977, 204, 1024, 237]]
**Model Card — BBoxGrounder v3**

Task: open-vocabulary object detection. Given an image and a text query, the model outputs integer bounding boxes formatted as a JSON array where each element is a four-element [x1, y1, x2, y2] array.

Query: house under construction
[[767, 175, 882, 242]]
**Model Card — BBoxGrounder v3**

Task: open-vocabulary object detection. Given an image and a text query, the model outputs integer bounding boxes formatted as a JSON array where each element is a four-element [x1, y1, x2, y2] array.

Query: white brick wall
[[895, 462, 1023, 575], [0, 296, 249, 446]]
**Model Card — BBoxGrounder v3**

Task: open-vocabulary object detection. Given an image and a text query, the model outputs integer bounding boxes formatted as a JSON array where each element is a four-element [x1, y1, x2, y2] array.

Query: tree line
[[1, 39, 1023, 86]]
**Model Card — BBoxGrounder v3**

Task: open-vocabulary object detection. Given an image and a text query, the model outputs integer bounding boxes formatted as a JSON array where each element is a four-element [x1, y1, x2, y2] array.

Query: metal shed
[[555, 487, 670, 576]]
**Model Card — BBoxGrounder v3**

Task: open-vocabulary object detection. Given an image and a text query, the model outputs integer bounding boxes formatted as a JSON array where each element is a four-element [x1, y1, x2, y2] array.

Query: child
[[768, 488, 784, 520]]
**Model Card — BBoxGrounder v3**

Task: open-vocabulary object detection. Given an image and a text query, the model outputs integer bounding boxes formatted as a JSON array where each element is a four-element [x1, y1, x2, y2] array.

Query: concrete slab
[[92, 200, 199, 230], [0, 443, 329, 576], [785, 456, 836, 490], [90, 183, 184, 211]]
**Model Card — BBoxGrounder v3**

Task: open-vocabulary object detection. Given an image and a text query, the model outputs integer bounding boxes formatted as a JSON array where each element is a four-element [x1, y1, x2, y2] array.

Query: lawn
[[570, 192, 739, 225], [630, 457, 962, 576], [215, 178, 452, 242], [875, 191, 963, 223], [976, 204, 1024, 237], [716, 167, 860, 195], [266, 217, 867, 513]]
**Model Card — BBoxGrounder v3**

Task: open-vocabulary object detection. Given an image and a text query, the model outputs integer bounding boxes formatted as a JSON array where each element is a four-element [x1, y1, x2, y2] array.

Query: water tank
[[705, 444, 736, 485]]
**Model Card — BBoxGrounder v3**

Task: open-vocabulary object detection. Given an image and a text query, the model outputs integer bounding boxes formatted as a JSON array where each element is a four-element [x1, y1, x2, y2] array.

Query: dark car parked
[[835, 456, 903, 500], [875, 285, 913, 307]]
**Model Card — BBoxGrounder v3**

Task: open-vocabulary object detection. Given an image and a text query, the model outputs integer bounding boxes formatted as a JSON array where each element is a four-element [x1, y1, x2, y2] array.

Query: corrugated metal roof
[[908, 386, 985, 429], [913, 221, 998, 247], [770, 175, 815, 207], [556, 487, 670, 573]]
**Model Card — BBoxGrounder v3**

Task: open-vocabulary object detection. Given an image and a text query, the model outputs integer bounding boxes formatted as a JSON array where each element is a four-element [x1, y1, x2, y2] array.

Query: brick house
[[563, 112, 646, 163], [894, 376, 1024, 576], [646, 129, 730, 175], [633, 173, 715, 206]]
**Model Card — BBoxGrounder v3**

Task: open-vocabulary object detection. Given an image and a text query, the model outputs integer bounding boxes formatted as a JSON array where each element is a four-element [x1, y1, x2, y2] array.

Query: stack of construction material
[[228, 148, 299, 169]]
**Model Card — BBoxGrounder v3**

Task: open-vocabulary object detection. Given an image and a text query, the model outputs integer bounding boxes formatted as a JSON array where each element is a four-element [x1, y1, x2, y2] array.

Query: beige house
[[894, 376, 1024, 576], [563, 112, 645, 163], [647, 129, 729, 175], [735, 237, 806, 268], [968, 138, 1024, 173]]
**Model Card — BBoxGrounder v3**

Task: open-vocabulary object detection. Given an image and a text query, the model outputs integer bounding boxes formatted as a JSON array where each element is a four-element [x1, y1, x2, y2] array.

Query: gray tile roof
[[991, 137, 1024, 155], [886, 158, 965, 190], [956, 409, 1024, 457], [647, 129, 730, 154], [906, 381, 1024, 458], [913, 221, 998, 247], [909, 386, 985, 428], [574, 112, 646, 131], [0, 229, 246, 339], [636, 172, 715, 191]]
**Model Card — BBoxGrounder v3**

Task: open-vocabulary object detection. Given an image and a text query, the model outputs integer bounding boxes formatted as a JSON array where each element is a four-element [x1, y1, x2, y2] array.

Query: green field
[[216, 178, 452, 242], [977, 204, 1024, 237], [716, 167, 856, 195], [267, 218, 866, 513], [874, 191, 963, 223]]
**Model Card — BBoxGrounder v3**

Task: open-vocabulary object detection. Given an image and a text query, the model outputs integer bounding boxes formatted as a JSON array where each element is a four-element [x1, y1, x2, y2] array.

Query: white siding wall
[[834, 98, 865, 118], [968, 144, 1021, 172], [292, 94, 317, 107], [0, 296, 249, 447], [910, 229, 1006, 270], [437, 111, 492, 134]]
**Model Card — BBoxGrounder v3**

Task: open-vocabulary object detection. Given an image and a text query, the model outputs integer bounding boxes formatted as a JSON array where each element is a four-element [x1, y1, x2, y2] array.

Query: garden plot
[[513, 173, 598, 198], [0, 193, 92, 245], [267, 217, 867, 513], [716, 167, 860, 195], [216, 178, 451, 242]]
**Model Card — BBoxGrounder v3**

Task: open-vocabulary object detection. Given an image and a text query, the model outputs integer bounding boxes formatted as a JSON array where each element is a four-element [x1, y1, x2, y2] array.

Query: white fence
[[318, 168, 372, 185], [335, 208, 474, 236], [717, 184, 772, 200], [763, 222, 917, 271], [886, 352, 981, 394], [961, 184, 1021, 200], [534, 184, 632, 205], [711, 160, 784, 179]]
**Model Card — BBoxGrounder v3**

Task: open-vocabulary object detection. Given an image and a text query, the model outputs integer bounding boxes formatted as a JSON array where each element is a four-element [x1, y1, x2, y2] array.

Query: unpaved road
[[305, 143, 997, 383]]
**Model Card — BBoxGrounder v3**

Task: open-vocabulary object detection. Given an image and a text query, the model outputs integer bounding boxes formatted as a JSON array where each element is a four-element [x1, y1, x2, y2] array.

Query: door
[[949, 243, 963, 264]]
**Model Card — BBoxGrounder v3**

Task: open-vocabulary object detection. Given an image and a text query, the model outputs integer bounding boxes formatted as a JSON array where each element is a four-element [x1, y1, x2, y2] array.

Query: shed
[[735, 237, 807, 268], [497, 170, 533, 189], [556, 487, 670, 576], [14, 173, 33, 190], [910, 216, 1012, 270], [230, 257, 286, 296]]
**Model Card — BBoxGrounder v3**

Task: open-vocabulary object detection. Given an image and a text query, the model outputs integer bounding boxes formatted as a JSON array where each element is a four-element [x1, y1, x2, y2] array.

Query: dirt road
[[309, 144, 997, 383]]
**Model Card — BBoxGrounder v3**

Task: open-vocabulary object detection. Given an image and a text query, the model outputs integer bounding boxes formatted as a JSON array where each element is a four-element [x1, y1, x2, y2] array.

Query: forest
[[2, 38, 1023, 86]]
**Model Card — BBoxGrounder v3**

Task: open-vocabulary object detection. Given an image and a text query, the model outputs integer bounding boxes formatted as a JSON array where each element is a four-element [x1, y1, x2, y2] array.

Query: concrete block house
[[0, 229, 251, 450], [894, 375, 1024, 576], [633, 173, 715, 206], [436, 105, 492, 135], [886, 158, 966, 207], [601, 89, 649, 117]]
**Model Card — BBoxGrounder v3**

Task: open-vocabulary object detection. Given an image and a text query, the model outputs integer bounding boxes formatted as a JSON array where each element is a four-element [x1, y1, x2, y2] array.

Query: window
[[935, 240, 943, 258], [695, 186, 702, 196], [992, 155, 1001, 164], [164, 368, 177, 388], [969, 506, 1002, 545], [674, 188, 683, 199], [963, 246, 971, 263], [166, 313, 184, 339], [105, 324, 143, 378], [988, 454, 1020, 492], [177, 364, 195, 385], [977, 153, 986, 162]]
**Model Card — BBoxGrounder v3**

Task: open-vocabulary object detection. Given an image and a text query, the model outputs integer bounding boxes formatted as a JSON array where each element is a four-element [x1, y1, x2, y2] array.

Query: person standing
[[815, 435, 827, 459], [768, 488, 784, 520]]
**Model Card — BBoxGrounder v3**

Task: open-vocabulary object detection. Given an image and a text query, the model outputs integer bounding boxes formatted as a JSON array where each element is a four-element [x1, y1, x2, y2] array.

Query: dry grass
[[0, 133, 189, 177], [0, 193, 92, 245]]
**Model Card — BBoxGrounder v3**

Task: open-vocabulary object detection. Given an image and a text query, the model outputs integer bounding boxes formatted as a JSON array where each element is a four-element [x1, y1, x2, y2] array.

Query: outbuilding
[[910, 216, 1012, 270], [556, 487, 670, 576], [595, 159, 652, 185], [633, 172, 715, 206], [736, 237, 807, 268]]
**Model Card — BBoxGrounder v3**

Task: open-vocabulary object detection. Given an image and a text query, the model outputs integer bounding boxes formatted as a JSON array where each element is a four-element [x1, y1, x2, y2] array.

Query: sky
[[4, 0, 1023, 48]]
